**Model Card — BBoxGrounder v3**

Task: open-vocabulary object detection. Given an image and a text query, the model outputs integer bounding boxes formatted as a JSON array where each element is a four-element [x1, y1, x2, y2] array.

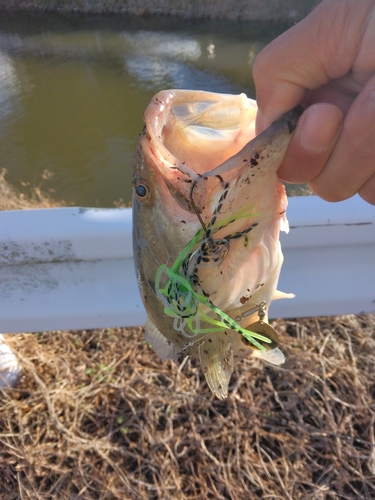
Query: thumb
[[253, 0, 373, 132]]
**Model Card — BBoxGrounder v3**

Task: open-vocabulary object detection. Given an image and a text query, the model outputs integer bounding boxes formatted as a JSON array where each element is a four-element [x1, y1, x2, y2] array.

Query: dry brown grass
[[1, 315, 375, 499], [0, 169, 64, 211]]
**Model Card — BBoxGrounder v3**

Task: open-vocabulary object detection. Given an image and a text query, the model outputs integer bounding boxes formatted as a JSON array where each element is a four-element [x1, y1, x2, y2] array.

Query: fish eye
[[134, 181, 151, 203], [136, 185, 147, 197]]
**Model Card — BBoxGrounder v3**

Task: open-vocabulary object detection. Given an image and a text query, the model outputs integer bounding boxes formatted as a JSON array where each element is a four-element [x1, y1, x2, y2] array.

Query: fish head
[[133, 89, 260, 209], [132, 91, 205, 279], [133, 89, 301, 399]]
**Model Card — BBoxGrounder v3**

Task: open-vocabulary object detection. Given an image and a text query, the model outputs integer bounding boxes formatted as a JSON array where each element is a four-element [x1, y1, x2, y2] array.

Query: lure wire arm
[[190, 180, 207, 233], [234, 301, 267, 322]]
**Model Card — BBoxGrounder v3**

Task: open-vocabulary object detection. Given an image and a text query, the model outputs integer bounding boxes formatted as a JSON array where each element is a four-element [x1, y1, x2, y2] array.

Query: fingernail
[[299, 104, 343, 152]]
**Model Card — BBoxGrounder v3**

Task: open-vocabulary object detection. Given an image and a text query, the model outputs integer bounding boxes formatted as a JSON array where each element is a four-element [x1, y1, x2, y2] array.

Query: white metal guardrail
[[0, 195, 374, 336]]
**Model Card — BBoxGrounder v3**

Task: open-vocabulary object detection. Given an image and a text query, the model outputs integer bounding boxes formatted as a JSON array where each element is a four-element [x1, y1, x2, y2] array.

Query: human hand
[[253, 0, 375, 205]]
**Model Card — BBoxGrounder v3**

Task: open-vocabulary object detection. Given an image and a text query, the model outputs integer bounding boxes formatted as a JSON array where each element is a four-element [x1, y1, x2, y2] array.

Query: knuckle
[[358, 175, 375, 205], [308, 178, 350, 203], [252, 46, 272, 84]]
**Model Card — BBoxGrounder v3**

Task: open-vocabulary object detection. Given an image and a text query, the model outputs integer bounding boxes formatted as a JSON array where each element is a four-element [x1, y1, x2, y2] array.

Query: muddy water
[[0, 13, 298, 207]]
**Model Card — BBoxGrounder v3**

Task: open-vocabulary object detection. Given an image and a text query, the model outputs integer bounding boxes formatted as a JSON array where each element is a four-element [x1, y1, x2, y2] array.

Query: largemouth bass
[[132, 89, 301, 399]]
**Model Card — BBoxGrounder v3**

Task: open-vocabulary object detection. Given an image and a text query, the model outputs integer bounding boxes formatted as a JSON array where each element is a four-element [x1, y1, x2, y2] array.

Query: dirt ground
[[1, 171, 375, 499]]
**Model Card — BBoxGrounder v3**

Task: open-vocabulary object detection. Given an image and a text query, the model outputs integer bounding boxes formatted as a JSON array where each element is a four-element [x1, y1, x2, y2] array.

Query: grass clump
[[0, 169, 63, 211]]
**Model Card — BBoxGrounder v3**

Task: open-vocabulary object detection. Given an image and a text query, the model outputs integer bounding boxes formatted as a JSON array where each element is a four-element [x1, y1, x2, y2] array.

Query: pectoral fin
[[273, 290, 295, 300], [144, 318, 179, 361], [252, 347, 285, 365]]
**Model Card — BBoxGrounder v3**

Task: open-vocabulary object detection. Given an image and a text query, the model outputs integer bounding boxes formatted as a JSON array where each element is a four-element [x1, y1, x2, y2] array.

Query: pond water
[[0, 13, 302, 207]]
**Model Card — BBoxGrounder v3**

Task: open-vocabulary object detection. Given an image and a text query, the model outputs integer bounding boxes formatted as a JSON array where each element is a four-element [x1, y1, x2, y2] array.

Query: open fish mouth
[[133, 89, 302, 399], [141, 89, 302, 215]]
